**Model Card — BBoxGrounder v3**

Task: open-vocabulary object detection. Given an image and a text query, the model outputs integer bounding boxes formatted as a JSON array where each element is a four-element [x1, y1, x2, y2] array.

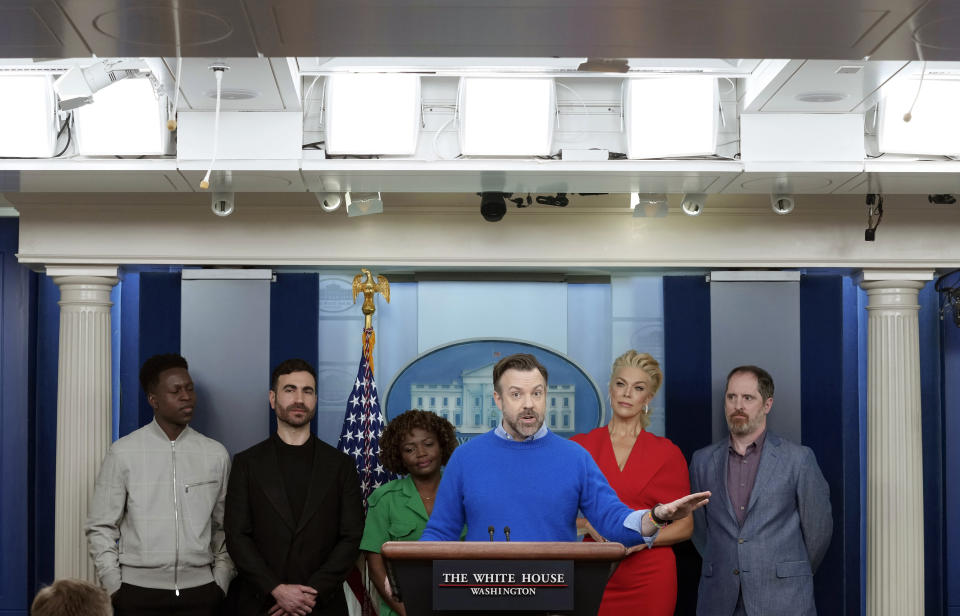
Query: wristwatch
[[650, 503, 672, 527]]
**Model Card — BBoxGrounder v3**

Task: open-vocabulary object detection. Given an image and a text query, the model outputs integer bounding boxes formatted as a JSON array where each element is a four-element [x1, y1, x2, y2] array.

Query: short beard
[[726, 413, 764, 436], [278, 405, 314, 428], [504, 417, 543, 439]]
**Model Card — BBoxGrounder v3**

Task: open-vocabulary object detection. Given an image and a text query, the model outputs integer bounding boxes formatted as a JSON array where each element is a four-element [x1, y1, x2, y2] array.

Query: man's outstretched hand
[[657, 491, 711, 521]]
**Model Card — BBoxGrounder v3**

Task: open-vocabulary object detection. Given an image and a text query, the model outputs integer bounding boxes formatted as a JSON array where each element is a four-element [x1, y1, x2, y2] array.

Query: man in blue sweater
[[421, 353, 710, 546]]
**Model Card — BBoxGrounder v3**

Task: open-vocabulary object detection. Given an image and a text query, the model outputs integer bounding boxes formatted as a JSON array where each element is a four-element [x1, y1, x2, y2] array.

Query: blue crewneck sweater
[[421, 430, 642, 546]]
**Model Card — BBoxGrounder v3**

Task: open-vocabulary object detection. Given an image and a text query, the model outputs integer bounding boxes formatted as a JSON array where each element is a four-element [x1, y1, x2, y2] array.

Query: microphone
[[503, 526, 511, 542], [488, 526, 495, 542]]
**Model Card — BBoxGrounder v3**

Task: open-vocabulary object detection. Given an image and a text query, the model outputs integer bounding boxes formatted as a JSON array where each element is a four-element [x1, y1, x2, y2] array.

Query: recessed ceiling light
[[795, 91, 847, 103], [204, 88, 259, 100]]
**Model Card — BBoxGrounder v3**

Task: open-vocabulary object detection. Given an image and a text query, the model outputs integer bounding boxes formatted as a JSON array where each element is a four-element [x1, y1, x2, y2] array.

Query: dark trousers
[[112, 581, 224, 616]]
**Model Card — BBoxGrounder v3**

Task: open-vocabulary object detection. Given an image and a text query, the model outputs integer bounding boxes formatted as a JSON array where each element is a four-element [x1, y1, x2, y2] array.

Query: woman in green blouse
[[361, 409, 458, 616]]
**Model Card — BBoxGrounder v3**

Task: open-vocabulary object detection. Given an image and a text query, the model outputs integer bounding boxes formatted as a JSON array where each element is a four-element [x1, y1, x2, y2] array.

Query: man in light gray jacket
[[690, 365, 832, 616], [86, 354, 234, 615]]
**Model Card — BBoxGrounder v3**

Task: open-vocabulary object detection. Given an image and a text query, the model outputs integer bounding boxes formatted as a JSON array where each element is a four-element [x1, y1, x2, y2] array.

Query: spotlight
[[631, 193, 669, 218], [53, 62, 142, 111], [345, 192, 383, 217], [928, 194, 957, 205], [480, 192, 507, 222], [771, 194, 795, 215], [681, 193, 707, 216], [211, 191, 235, 217], [316, 192, 342, 212]]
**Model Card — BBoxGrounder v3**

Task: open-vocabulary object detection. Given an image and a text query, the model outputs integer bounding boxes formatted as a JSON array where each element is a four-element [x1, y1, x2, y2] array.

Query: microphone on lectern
[[488, 526, 495, 541], [504, 526, 511, 542]]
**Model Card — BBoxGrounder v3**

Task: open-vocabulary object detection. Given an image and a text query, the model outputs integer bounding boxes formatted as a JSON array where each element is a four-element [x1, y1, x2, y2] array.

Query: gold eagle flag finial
[[352, 268, 390, 329]]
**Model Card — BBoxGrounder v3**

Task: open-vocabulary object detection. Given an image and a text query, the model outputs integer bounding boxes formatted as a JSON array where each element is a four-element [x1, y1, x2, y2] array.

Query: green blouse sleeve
[[360, 487, 392, 553]]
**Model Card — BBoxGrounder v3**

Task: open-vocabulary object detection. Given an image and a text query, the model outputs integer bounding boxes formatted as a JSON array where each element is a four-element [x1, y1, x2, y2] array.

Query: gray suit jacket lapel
[[746, 432, 782, 516], [712, 443, 739, 527]]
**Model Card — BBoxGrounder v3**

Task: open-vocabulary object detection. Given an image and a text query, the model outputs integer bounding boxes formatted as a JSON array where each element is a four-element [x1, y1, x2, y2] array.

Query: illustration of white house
[[409, 363, 575, 433]]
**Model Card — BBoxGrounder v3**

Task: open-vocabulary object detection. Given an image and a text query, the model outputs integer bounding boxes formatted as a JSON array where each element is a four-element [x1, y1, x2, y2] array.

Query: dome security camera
[[680, 194, 706, 216], [211, 191, 235, 217], [771, 194, 795, 215], [317, 193, 342, 212]]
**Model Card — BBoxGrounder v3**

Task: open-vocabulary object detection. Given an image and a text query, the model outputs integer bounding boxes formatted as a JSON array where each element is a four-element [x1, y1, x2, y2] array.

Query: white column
[[50, 266, 119, 582], [861, 270, 933, 616]]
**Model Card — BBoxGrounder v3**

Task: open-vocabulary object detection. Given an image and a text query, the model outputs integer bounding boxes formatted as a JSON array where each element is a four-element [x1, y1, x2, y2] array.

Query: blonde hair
[[609, 350, 663, 430]]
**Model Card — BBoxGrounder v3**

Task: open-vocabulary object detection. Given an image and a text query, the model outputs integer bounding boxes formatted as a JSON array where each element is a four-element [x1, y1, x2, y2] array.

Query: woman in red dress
[[571, 350, 691, 616]]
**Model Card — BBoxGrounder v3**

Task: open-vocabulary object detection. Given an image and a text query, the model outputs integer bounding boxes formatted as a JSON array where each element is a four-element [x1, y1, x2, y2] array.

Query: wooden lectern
[[382, 541, 625, 615]]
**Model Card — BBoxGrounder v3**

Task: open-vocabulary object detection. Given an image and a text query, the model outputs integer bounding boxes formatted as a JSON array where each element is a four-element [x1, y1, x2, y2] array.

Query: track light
[[346, 192, 383, 217], [53, 61, 143, 110], [681, 193, 707, 216], [631, 193, 669, 218], [480, 192, 507, 222], [771, 194, 795, 215], [316, 193, 342, 212]]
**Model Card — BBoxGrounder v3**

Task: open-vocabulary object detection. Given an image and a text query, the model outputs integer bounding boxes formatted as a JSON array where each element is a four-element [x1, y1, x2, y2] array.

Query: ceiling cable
[[169, 0, 182, 130], [200, 63, 227, 189], [168, 56, 182, 131], [718, 76, 735, 129], [433, 78, 463, 160], [302, 75, 323, 145], [432, 114, 457, 160], [555, 81, 588, 143], [903, 60, 926, 123]]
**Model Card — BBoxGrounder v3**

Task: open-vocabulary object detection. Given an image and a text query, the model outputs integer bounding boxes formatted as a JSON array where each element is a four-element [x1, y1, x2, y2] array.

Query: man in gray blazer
[[690, 365, 832, 616]]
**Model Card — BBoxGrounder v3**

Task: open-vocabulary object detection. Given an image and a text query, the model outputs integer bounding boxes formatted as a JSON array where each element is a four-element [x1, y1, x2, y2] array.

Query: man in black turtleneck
[[225, 359, 363, 616]]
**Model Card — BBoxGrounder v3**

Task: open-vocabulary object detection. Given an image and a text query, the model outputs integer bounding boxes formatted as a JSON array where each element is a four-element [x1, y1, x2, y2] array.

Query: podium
[[382, 541, 625, 615]]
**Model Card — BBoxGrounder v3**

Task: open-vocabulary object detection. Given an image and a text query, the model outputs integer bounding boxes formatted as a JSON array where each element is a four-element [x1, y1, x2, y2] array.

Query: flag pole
[[342, 268, 393, 616]]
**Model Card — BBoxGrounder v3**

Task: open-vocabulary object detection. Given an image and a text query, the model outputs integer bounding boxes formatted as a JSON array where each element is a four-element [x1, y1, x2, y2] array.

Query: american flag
[[338, 327, 397, 509], [338, 327, 397, 616]]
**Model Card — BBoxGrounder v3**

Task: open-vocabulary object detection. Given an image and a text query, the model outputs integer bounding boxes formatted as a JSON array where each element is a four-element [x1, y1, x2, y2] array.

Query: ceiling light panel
[[624, 77, 719, 159], [459, 77, 556, 156], [878, 78, 960, 155], [325, 74, 421, 155], [0, 75, 58, 157], [75, 78, 166, 156]]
